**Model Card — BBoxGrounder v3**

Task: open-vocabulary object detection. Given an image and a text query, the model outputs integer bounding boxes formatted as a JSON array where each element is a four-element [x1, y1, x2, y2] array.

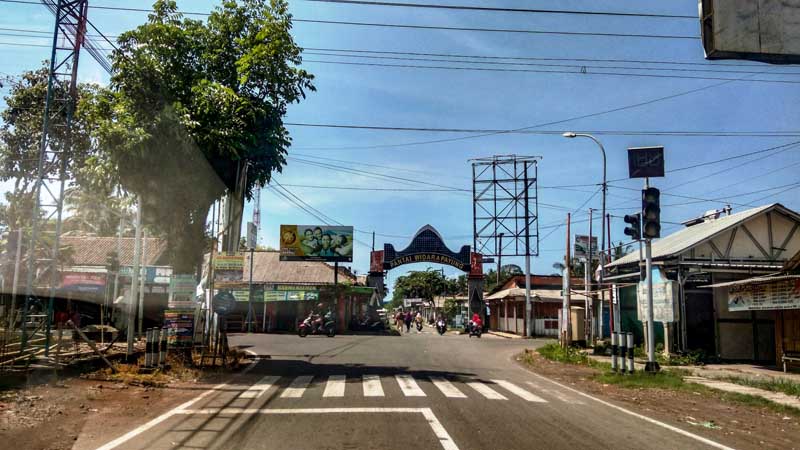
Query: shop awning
[[485, 288, 563, 302]]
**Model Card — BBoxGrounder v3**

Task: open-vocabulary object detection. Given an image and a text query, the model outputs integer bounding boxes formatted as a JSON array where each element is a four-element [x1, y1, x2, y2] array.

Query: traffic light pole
[[643, 178, 660, 373]]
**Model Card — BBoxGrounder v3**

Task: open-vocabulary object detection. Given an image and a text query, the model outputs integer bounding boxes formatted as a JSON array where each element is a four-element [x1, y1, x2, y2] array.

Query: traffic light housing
[[105, 251, 120, 273], [642, 187, 661, 239], [623, 213, 641, 241]]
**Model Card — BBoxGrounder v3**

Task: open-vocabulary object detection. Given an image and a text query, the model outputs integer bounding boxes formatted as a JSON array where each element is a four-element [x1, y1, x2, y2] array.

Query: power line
[[0, 0, 700, 39], [286, 122, 800, 138], [301, 0, 697, 19], [303, 58, 800, 84], [302, 51, 800, 76], [303, 46, 792, 69]]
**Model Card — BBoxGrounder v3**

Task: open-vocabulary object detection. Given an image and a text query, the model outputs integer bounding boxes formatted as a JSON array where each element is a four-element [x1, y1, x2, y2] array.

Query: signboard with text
[[164, 309, 194, 346], [628, 146, 665, 178], [169, 274, 197, 308], [574, 235, 598, 260], [637, 280, 678, 323], [213, 253, 244, 286], [728, 278, 800, 311]]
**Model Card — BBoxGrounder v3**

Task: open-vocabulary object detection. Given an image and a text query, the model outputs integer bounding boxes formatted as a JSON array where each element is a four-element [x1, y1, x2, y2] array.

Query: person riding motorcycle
[[469, 313, 483, 333], [414, 312, 424, 330]]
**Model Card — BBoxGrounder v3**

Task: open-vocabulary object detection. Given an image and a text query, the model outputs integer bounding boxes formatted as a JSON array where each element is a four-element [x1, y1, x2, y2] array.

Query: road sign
[[246, 221, 257, 249], [628, 147, 664, 178], [213, 291, 237, 316]]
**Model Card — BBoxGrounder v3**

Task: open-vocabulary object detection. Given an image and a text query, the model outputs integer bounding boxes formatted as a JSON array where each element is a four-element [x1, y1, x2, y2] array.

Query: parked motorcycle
[[467, 320, 482, 338], [436, 318, 447, 335], [298, 313, 336, 337]]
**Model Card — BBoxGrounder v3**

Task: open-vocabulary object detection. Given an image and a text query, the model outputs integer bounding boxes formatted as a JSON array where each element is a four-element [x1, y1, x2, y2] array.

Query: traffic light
[[623, 213, 641, 241], [105, 251, 120, 273], [642, 187, 661, 239]]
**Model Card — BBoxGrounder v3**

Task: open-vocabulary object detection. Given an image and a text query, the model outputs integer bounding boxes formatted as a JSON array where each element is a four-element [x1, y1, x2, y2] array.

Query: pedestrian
[[395, 310, 405, 334], [404, 310, 413, 333]]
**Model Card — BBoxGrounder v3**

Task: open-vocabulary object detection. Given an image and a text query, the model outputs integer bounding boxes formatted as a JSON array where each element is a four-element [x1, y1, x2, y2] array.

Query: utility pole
[[562, 213, 572, 347], [137, 229, 147, 334], [586, 208, 593, 344], [127, 197, 143, 356], [8, 229, 22, 331], [523, 162, 532, 338]]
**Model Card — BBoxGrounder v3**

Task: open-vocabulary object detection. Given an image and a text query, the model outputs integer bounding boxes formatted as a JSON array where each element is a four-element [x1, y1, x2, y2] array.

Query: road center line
[[528, 372, 736, 450]]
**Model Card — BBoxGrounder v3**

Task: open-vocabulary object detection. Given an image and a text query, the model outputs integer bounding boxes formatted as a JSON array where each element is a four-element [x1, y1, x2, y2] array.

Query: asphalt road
[[90, 328, 738, 450]]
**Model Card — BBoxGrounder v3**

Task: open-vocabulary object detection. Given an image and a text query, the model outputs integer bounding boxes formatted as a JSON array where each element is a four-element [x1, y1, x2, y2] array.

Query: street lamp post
[[562, 132, 607, 341]]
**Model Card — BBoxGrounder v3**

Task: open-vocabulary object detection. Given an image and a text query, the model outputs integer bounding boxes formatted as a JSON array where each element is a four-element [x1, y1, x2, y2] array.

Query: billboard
[[213, 253, 244, 285], [700, 0, 800, 64], [728, 278, 800, 311], [574, 235, 598, 260], [280, 225, 354, 262]]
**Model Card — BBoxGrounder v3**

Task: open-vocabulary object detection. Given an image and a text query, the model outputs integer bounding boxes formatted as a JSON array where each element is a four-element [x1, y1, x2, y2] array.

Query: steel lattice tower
[[20, 0, 88, 353]]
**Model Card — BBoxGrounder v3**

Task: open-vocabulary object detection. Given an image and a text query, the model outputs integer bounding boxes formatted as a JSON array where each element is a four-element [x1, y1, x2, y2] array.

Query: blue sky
[[1, 0, 799, 288]]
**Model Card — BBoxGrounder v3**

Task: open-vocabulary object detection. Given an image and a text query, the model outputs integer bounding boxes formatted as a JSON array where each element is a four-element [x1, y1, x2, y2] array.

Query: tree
[[0, 66, 99, 233], [390, 269, 448, 309], [89, 0, 314, 273]]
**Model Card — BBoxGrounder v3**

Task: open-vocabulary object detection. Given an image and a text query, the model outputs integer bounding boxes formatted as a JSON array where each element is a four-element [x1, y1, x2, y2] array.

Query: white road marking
[[239, 375, 280, 399], [93, 354, 260, 450], [323, 375, 346, 398], [176, 407, 459, 450], [429, 377, 467, 398], [362, 374, 384, 397], [526, 381, 584, 405], [492, 379, 547, 403], [280, 375, 314, 398], [396, 374, 426, 397], [529, 372, 736, 450], [466, 381, 508, 400]]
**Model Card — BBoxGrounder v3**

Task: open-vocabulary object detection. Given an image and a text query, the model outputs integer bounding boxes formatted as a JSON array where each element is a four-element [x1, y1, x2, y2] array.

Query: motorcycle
[[298, 313, 336, 337], [467, 320, 482, 338], [416, 321, 423, 332], [436, 318, 447, 335]]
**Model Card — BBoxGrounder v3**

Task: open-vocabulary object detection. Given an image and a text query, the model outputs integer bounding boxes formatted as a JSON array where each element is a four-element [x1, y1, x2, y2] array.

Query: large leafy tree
[[390, 269, 459, 309], [91, 0, 314, 273]]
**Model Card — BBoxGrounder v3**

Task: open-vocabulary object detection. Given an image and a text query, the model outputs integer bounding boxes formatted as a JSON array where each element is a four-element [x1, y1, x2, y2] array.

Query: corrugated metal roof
[[703, 274, 800, 288], [607, 203, 792, 268]]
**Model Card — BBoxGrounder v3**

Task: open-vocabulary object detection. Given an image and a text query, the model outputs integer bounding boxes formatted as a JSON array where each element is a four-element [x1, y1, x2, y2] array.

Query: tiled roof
[[61, 236, 168, 266], [243, 251, 356, 285], [607, 203, 800, 268]]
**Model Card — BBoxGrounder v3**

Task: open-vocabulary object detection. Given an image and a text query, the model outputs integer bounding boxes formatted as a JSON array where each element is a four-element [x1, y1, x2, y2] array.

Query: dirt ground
[[0, 368, 224, 450], [517, 350, 800, 450]]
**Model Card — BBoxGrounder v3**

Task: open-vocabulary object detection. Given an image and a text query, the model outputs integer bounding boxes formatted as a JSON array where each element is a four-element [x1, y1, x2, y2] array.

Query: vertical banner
[[370, 250, 384, 273], [469, 252, 483, 277]]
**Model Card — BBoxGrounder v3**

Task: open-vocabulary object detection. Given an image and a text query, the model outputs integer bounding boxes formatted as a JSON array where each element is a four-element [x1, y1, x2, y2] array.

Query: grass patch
[[536, 343, 590, 364], [715, 376, 800, 398], [595, 368, 694, 391]]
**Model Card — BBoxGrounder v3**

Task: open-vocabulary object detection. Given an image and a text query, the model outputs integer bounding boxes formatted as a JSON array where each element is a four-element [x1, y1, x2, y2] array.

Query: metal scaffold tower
[[20, 0, 89, 354]]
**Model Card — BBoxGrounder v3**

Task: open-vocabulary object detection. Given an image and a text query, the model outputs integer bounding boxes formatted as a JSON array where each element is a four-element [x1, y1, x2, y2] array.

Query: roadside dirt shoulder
[[0, 374, 219, 450], [516, 351, 800, 450]]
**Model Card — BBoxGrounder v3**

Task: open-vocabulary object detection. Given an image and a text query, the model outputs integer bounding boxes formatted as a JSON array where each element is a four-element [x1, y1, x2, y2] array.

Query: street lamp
[[562, 132, 608, 339]]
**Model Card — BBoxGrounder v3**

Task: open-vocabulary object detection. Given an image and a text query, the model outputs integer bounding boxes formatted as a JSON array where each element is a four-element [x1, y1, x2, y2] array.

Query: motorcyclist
[[470, 313, 483, 333], [414, 311, 424, 331]]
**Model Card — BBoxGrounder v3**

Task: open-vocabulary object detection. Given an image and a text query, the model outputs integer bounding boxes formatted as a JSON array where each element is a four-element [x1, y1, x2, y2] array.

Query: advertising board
[[279, 225, 354, 262], [164, 309, 194, 346], [637, 280, 678, 323], [213, 253, 244, 285], [169, 274, 196, 308], [728, 278, 800, 311], [573, 235, 598, 260]]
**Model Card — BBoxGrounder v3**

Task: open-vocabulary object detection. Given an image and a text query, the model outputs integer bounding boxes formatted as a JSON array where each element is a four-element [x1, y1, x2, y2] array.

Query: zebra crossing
[[230, 373, 584, 405]]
